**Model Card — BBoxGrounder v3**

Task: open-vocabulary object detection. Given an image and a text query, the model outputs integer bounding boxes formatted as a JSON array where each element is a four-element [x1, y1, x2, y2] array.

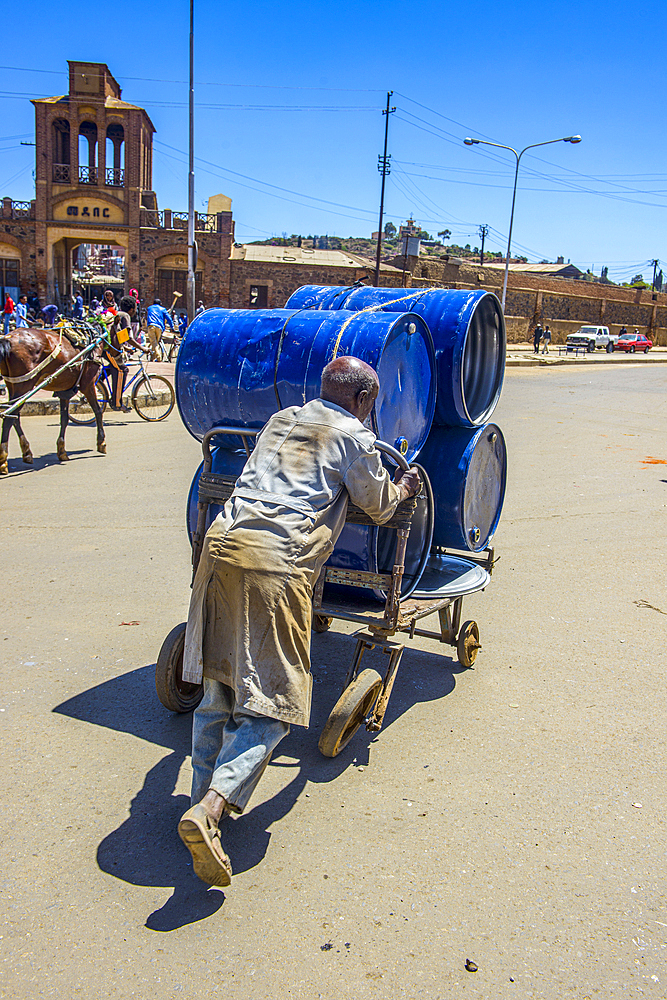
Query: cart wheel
[[155, 622, 203, 712], [318, 668, 383, 758], [312, 614, 333, 633], [457, 620, 481, 668]]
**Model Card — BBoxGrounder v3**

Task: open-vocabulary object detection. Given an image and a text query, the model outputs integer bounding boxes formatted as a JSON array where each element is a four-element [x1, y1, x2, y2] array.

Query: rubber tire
[[155, 622, 203, 712], [131, 374, 175, 421], [630, 346, 635, 353], [312, 614, 333, 633], [68, 380, 109, 426], [588, 341, 595, 352], [606, 342, 614, 353], [318, 668, 383, 758], [457, 620, 481, 668]]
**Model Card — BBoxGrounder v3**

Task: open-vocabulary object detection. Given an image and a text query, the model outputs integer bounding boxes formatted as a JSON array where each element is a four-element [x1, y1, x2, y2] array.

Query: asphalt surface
[[1, 362, 666, 999]]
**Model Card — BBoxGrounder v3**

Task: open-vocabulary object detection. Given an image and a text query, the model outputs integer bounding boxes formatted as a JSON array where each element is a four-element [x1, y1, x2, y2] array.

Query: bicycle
[[69, 353, 175, 425]]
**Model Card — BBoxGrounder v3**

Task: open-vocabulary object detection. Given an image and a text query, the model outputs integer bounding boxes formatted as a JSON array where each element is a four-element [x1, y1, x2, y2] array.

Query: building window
[[249, 285, 268, 308], [157, 269, 202, 306], [78, 121, 98, 185], [105, 123, 125, 187], [0, 257, 20, 301], [52, 118, 71, 184]]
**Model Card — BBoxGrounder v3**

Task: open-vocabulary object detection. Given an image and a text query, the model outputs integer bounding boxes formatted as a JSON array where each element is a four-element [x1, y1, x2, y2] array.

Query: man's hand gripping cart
[[155, 426, 495, 759]]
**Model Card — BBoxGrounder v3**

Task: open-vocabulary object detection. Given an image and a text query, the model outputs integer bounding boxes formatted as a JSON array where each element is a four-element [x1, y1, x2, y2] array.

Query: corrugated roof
[[231, 244, 400, 271], [482, 261, 583, 274]]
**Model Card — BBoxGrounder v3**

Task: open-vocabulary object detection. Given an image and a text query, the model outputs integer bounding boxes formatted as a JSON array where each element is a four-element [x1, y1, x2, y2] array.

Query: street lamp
[[464, 134, 582, 310]]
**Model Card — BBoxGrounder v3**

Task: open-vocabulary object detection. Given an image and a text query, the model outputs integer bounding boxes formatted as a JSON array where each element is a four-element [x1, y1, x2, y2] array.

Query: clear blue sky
[[1, 0, 666, 283]]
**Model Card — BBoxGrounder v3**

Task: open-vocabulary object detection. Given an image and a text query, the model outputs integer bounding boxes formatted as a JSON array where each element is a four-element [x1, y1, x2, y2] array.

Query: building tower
[[32, 60, 156, 302]]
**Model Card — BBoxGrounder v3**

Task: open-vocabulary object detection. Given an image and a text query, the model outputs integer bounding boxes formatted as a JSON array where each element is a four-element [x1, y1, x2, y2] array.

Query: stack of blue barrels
[[175, 284, 507, 601]]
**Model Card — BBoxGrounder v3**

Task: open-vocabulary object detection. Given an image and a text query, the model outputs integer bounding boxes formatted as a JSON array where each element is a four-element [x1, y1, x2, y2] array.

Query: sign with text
[[53, 199, 124, 224]]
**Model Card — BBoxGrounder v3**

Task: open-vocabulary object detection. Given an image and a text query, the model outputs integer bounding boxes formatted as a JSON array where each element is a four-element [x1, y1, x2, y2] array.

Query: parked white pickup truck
[[566, 325, 619, 353]]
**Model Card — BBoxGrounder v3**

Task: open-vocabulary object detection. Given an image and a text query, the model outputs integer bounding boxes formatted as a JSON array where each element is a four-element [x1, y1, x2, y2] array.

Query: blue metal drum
[[285, 286, 506, 428], [186, 448, 434, 601], [417, 423, 507, 552], [176, 307, 436, 464]]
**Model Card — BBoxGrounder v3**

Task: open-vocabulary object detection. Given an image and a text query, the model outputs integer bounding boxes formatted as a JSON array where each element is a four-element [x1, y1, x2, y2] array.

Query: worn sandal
[[178, 803, 233, 887]]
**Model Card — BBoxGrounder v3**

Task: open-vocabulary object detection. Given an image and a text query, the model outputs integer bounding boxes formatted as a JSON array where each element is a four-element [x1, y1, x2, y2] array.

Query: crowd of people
[[2, 288, 204, 359]]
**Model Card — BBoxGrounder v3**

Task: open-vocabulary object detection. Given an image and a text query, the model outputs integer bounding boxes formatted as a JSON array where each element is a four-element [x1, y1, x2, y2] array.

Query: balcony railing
[[11, 201, 31, 219], [53, 163, 71, 184], [79, 165, 98, 185], [196, 213, 218, 233], [139, 208, 225, 233], [105, 167, 124, 187]]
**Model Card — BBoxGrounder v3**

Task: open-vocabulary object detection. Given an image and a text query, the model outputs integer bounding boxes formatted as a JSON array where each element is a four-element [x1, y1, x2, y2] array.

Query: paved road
[[1, 363, 666, 999]]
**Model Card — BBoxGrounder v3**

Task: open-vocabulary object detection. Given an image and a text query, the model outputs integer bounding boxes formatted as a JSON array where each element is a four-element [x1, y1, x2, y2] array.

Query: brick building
[[0, 60, 401, 313]]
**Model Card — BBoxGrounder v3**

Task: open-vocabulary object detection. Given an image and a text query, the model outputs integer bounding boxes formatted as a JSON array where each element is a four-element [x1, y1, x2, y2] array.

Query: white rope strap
[[3, 328, 65, 384]]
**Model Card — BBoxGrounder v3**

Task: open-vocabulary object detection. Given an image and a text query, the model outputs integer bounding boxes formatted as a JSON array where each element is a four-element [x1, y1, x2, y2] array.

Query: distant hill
[[246, 233, 510, 262]]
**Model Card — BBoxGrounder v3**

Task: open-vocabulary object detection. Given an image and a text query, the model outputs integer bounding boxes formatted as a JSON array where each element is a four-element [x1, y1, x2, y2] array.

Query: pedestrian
[[195, 300, 205, 316], [102, 295, 149, 411], [129, 287, 144, 345], [90, 296, 100, 314], [533, 322, 543, 354], [619, 326, 627, 338], [177, 356, 421, 886], [41, 304, 58, 327], [3, 292, 15, 335], [541, 325, 552, 354], [72, 289, 84, 319], [101, 289, 117, 316], [145, 298, 174, 361], [15, 295, 28, 328]]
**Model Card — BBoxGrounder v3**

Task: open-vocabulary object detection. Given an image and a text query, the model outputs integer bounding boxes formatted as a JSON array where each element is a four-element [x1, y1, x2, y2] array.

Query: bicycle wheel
[[131, 374, 175, 421], [68, 380, 110, 426]]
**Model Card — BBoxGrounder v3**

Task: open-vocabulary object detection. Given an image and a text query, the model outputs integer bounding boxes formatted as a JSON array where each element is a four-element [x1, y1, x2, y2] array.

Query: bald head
[[320, 356, 379, 422]]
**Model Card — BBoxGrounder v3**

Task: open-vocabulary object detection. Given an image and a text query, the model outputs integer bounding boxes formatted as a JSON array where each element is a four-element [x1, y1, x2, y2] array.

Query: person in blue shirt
[[16, 295, 29, 328], [72, 290, 84, 319], [145, 298, 174, 361]]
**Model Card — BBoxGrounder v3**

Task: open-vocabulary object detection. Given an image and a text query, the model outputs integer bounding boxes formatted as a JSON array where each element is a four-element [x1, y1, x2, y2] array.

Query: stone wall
[[407, 258, 667, 344]]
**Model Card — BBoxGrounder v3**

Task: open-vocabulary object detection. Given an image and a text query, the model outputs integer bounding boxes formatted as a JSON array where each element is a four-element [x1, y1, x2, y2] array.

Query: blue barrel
[[284, 286, 506, 428], [186, 449, 434, 601], [417, 423, 507, 551], [176, 307, 436, 464]]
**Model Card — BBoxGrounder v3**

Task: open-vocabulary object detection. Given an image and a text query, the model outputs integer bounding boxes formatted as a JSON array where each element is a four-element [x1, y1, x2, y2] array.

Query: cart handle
[[375, 440, 410, 473], [201, 425, 410, 474], [202, 425, 259, 471]]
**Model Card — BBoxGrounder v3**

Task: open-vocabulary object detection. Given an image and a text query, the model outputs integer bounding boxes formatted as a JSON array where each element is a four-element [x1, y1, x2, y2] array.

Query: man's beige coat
[[182, 398, 401, 727]]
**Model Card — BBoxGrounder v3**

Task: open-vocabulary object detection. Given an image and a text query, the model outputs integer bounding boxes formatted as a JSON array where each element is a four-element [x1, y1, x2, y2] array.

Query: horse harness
[[1, 327, 67, 385]]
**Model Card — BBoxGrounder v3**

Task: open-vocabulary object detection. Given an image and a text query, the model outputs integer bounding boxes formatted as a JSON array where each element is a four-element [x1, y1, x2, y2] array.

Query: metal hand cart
[[155, 425, 495, 758]]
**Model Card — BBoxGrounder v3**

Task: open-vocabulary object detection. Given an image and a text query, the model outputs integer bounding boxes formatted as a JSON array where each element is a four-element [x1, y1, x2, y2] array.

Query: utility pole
[[478, 224, 488, 266], [374, 91, 396, 287], [186, 0, 196, 323], [650, 258, 659, 296]]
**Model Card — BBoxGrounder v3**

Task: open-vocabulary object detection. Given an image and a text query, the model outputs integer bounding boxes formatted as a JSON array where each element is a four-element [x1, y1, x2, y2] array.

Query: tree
[[438, 229, 451, 241], [630, 273, 646, 286], [384, 221, 397, 238]]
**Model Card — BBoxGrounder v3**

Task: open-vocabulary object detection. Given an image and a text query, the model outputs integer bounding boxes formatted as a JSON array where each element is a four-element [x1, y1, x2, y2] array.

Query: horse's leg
[[13, 411, 33, 464], [0, 416, 11, 474], [81, 368, 106, 455], [56, 396, 70, 462]]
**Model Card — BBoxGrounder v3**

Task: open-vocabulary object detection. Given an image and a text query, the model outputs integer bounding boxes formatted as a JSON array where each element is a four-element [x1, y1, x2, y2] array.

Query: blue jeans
[[190, 678, 289, 813], [3, 313, 10, 335]]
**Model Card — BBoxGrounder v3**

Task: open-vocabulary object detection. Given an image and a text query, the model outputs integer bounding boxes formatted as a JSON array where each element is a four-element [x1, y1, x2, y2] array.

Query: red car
[[616, 332, 653, 353]]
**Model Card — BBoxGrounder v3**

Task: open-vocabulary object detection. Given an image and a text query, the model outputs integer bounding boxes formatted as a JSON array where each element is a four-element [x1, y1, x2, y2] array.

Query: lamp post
[[187, 0, 196, 323], [464, 135, 581, 311]]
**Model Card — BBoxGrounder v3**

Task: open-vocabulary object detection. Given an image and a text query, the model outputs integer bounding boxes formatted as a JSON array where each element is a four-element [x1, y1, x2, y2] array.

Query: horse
[[0, 326, 106, 475]]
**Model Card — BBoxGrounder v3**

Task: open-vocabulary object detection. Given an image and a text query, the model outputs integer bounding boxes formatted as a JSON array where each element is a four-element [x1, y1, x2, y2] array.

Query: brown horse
[[0, 326, 106, 475]]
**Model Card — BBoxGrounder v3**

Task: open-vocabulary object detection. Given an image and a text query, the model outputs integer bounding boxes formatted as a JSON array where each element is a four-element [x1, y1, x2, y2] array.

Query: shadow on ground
[[54, 628, 469, 930]]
